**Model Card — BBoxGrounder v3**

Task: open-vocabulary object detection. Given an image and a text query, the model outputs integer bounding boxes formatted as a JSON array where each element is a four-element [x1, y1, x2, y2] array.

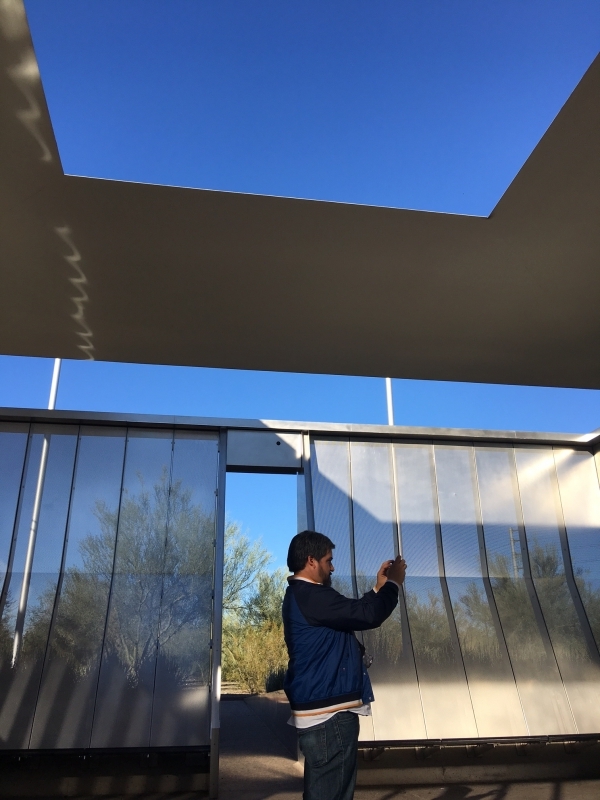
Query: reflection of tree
[[5, 471, 215, 687], [101, 471, 214, 685], [0, 597, 13, 663], [355, 539, 600, 675]]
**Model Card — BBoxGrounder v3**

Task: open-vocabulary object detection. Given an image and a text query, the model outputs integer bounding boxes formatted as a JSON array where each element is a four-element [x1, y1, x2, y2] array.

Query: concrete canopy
[[1, 2, 599, 388]]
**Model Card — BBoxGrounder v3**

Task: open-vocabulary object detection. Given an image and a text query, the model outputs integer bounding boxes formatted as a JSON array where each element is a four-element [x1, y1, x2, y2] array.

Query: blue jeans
[[297, 711, 359, 800]]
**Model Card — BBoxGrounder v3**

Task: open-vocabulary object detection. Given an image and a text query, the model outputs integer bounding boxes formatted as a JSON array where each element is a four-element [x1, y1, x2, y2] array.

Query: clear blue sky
[[2, 2, 599, 564]]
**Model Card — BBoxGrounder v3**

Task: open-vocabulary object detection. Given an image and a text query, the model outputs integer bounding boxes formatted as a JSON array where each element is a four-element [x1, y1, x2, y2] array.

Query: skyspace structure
[[1, 1, 600, 796]]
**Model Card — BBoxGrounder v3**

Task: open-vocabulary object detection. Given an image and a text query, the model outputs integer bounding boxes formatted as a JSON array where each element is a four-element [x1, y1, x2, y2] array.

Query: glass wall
[[0, 422, 218, 750], [351, 442, 424, 741], [514, 448, 600, 732], [311, 436, 600, 741]]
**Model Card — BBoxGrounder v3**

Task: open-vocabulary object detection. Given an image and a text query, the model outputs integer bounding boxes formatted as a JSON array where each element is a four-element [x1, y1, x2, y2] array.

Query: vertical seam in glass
[[430, 442, 479, 737], [347, 439, 359, 601], [148, 429, 176, 747], [511, 446, 578, 733], [551, 448, 600, 663], [209, 428, 227, 795], [0, 423, 32, 620], [471, 445, 530, 736], [390, 442, 428, 738], [87, 427, 130, 748], [28, 426, 82, 748]]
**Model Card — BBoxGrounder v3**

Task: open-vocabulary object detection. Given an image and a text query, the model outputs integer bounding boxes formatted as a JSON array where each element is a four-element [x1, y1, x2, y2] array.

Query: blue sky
[[2, 2, 600, 565]]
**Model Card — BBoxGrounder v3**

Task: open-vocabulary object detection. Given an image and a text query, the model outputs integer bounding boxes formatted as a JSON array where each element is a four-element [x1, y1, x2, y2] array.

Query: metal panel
[[394, 443, 477, 739], [435, 446, 527, 737], [226, 431, 302, 471], [150, 431, 218, 747], [0, 426, 78, 749], [350, 441, 424, 741], [514, 447, 600, 732], [90, 429, 174, 748], [30, 428, 126, 748]]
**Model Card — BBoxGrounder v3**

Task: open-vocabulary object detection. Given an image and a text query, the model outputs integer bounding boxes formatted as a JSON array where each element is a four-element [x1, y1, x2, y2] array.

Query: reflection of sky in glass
[[394, 444, 438, 578], [476, 447, 524, 580], [312, 439, 353, 594], [555, 449, 600, 588], [113, 429, 173, 575], [435, 446, 481, 578], [514, 448, 564, 576], [62, 430, 126, 572], [0, 428, 28, 579], [15, 429, 78, 630], [351, 442, 396, 581]]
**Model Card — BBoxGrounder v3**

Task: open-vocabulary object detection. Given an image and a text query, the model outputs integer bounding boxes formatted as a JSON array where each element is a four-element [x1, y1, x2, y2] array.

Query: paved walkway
[[218, 699, 600, 800]]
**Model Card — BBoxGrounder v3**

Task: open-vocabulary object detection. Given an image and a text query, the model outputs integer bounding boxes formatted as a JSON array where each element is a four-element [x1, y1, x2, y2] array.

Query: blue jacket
[[282, 579, 399, 717]]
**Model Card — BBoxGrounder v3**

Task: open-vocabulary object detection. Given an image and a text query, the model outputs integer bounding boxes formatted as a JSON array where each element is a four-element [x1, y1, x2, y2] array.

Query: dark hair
[[287, 530, 335, 573]]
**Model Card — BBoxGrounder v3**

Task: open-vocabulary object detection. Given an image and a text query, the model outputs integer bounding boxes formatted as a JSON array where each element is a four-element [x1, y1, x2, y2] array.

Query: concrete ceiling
[[1, 1, 599, 388]]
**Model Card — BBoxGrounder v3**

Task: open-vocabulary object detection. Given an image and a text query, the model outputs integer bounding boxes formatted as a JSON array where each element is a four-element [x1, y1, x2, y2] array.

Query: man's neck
[[293, 571, 321, 584]]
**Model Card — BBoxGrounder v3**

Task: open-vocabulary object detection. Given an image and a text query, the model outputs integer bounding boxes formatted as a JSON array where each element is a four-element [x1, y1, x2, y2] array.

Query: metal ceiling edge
[[0, 406, 594, 449]]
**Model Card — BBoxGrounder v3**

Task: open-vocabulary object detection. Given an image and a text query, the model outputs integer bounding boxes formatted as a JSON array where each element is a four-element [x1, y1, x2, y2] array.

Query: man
[[282, 530, 407, 800]]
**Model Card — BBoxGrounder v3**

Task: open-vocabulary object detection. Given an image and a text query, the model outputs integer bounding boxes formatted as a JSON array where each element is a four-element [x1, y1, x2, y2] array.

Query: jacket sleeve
[[297, 581, 399, 632]]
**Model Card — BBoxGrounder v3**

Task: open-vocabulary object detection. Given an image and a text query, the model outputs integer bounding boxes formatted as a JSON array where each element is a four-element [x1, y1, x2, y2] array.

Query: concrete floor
[[217, 699, 600, 800]]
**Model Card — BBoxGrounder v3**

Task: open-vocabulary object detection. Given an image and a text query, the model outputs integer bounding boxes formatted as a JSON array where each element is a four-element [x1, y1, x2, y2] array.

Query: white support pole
[[48, 358, 62, 410], [11, 358, 62, 666], [385, 377, 394, 426]]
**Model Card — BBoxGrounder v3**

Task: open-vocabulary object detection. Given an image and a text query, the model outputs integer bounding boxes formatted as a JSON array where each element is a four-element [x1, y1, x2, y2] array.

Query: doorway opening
[[221, 471, 298, 696]]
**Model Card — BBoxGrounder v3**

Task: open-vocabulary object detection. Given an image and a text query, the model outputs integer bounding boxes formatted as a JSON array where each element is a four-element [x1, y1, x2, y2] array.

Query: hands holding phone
[[374, 556, 407, 592]]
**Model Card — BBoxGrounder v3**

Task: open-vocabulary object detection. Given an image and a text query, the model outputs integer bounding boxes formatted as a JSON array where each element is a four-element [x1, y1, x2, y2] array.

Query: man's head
[[287, 530, 335, 587]]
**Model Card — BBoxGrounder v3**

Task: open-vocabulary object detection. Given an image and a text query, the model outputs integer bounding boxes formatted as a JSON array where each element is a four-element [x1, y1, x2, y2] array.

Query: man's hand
[[374, 560, 394, 592], [386, 556, 407, 587]]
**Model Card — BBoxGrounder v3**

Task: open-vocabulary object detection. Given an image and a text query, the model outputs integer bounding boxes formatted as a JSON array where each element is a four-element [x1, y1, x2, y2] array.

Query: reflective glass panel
[[554, 450, 600, 651], [395, 444, 477, 739], [91, 430, 173, 748], [30, 429, 126, 748], [0, 424, 29, 590], [0, 426, 78, 748], [311, 439, 354, 598], [350, 442, 423, 741], [150, 432, 218, 747], [435, 446, 526, 737], [477, 447, 575, 734], [514, 447, 600, 732]]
